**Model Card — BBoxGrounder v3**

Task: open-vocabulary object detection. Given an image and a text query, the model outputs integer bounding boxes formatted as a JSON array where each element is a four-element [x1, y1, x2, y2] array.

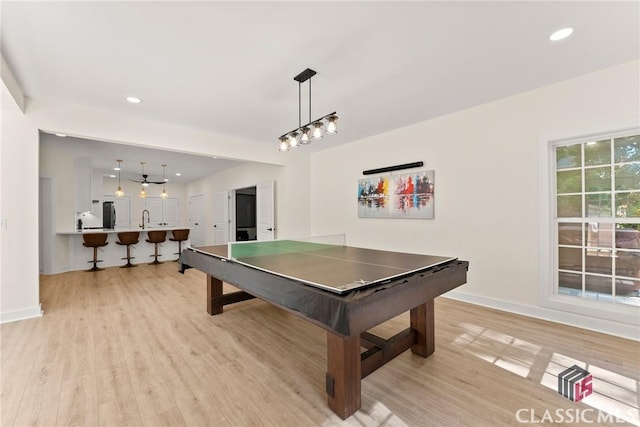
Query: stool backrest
[[171, 229, 190, 241], [83, 233, 108, 247], [147, 230, 167, 243], [117, 231, 140, 245]]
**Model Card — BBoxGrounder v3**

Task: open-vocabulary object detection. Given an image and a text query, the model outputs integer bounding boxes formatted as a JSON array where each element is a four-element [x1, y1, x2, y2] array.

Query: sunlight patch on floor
[[452, 322, 541, 378]]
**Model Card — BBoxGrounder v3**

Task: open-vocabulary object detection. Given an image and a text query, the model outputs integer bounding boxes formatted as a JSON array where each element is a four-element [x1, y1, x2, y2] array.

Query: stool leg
[[174, 241, 182, 262], [150, 243, 163, 265], [87, 247, 103, 272], [122, 244, 137, 268]]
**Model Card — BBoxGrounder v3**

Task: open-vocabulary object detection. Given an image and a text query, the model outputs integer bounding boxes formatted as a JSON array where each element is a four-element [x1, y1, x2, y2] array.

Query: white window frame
[[538, 126, 639, 326]]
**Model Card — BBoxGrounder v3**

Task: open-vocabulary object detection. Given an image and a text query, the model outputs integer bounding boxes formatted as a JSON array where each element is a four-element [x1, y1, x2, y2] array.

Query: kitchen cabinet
[[144, 197, 180, 228]]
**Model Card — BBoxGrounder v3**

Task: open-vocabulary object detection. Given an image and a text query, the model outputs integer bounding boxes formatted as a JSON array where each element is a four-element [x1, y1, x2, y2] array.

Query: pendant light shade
[[160, 164, 168, 199], [114, 159, 125, 197]]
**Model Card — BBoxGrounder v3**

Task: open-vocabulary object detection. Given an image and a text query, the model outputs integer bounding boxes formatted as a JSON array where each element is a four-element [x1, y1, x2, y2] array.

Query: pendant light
[[114, 159, 125, 197], [278, 68, 338, 151], [160, 164, 168, 199]]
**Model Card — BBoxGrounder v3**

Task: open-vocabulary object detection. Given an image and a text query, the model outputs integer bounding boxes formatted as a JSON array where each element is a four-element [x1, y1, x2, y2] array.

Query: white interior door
[[213, 190, 229, 245], [256, 181, 275, 241], [188, 195, 206, 246]]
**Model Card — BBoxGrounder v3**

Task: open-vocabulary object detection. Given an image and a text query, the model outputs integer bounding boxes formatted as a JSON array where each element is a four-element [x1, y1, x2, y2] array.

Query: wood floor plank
[[0, 263, 637, 426]]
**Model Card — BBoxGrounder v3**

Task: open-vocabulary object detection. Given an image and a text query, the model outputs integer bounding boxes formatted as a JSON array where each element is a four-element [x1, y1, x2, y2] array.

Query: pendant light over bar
[[278, 68, 338, 151]]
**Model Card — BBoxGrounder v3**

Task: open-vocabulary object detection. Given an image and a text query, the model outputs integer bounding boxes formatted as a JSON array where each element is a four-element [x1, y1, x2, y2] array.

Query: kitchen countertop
[[57, 227, 189, 235]]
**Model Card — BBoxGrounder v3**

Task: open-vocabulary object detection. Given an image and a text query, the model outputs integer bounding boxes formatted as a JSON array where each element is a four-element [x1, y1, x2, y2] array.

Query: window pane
[[585, 222, 612, 248], [558, 223, 582, 246], [585, 167, 611, 192], [616, 225, 640, 249], [616, 250, 640, 279], [559, 247, 582, 271], [614, 135, 640, 163], [557, 170, 582, 194], [585, 139, 611, 166], [585, 275, 612, 295], [585, 249, 612, 275], [556, 144, 581, 169], [615, 278, 639, 298], [557, 195, 581, 217], [559, 272, 582, 292], [614, 164, 640, 191], [615, 192, 640, 218], [585, 194, 611, 217]]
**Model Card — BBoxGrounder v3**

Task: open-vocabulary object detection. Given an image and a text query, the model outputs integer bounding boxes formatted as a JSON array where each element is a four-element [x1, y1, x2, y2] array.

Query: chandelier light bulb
[[300, 127, 311, 144], [288, 132, 299, 148], [312, 122, 324, 139], [326, 115, 338, 134], [278, 137, 289, 151]]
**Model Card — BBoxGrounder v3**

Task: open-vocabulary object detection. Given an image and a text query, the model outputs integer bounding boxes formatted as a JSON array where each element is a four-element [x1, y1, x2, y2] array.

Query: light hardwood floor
[[1, 262, 638, 426]]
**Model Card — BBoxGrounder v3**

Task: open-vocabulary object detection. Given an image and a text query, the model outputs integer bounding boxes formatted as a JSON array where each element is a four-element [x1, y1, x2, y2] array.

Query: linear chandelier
[[278, 68, 338, 151]]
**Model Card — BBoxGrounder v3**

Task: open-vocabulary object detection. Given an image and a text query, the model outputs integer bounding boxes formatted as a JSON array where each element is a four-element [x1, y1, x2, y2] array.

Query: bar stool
[[146, 230, 167, 265], [116, 231, 139, 268], [82, 233, 109, 272], [169, 229, 190, 261]]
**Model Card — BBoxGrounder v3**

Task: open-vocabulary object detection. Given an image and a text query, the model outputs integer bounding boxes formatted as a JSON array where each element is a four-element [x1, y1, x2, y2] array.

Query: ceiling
[[39, 132, 243, 184], [2, 1, 639, 176]]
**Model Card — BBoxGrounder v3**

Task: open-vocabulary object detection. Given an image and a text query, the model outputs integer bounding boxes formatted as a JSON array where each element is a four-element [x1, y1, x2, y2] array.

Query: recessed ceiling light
[[126, 96, 142, 104], [175, 172, 181, 176], [549, 28, 574, 41], [55, 133, 67, 137], [108, 174, 116, 178]]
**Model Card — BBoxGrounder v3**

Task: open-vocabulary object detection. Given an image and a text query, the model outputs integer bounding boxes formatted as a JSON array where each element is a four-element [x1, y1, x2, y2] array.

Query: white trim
[[0, 304, 43, 324], [444, 291, 639, 342], [538, 125, 640, 329]]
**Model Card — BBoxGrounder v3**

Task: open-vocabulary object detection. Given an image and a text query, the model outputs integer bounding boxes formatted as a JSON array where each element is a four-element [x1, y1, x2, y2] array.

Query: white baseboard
[[0, 304, 43, 324], [443, 290, 640, 342]]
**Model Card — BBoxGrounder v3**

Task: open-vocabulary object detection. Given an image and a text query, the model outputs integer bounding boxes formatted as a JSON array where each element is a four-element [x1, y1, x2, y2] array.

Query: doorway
[[235, 186, 256, 241]]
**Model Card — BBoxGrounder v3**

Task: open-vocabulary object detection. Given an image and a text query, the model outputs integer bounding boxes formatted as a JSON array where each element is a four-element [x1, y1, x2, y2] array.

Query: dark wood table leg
[[409, 299, 435, 357], [207, 275, 223, 315], [326, 332, 361, 419]]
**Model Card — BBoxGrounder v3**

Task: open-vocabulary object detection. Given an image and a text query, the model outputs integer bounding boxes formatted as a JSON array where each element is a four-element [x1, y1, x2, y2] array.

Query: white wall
[[1, 84, 42, 322], [310, 61, 640, 339], [186, 152, 311, 244]]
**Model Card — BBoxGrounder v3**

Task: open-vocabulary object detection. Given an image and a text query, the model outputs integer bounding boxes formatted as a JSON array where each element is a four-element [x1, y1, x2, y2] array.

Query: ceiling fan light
[[326, 115, 338, 134], [142, 182, 149, 187]]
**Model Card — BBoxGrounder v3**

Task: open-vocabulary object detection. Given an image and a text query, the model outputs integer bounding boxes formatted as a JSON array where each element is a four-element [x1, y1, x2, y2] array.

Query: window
[[553, 132, 640, 307]]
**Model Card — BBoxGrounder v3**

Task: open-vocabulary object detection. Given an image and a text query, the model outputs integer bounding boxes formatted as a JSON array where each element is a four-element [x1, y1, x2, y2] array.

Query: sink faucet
[[141, 209, 150, 229]]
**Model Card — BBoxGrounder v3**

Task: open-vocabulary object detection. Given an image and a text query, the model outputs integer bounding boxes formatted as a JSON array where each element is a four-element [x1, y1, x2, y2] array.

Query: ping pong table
[[179, 238, 469, 419]]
